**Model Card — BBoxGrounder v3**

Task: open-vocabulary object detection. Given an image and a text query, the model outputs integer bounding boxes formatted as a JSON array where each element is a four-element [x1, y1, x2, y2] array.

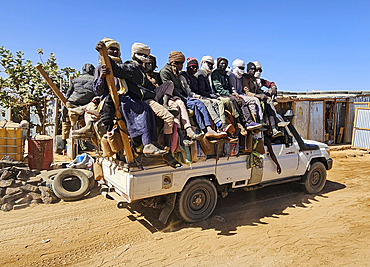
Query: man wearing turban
[[242, 62, 289, 138], [160, 52, 224, 139], [229, 58, 262, 131], [94, 38, 168, 160], [95, 39, 182, 168], [179, 57, 228, 138], [159, 51, 204, 141], [211, 57, 250, 134]]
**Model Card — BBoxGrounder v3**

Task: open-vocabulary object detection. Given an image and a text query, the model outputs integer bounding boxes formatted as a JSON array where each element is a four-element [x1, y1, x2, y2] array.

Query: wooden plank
[[97, 44, 134, 163], [35, 64, 67, 106], [337, 127, 344, 143], [333, 100, 337, 143], [307, 101, 311, 139], [343, 98, 350, 143]]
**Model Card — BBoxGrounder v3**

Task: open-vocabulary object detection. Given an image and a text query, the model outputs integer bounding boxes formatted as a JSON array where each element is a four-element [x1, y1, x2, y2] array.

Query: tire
[[52, 169, 90, 201], [302, 162, 327, 194], [175, 178, 217, 223]]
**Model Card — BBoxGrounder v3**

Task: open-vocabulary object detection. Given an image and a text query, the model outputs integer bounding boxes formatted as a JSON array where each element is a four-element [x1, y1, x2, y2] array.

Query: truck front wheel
[[175, 178, 217, 223], [302, 162, 327, 194]]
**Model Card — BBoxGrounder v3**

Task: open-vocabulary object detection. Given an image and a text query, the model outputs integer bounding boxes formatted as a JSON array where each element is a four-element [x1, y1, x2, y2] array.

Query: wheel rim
[[187, 187, 211, 215], [310, 170, 321, 187]]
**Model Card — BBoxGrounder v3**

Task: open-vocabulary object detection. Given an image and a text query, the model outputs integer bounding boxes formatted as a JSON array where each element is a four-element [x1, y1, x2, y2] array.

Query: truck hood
[[302, 139, 329, 149]]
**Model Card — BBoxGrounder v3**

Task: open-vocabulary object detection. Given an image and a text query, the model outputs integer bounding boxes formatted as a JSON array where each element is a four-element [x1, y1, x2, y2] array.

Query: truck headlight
[[325, 147, 330, 156]]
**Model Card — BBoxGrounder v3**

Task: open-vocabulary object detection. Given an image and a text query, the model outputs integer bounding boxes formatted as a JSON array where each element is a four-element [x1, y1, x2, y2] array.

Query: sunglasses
[[256, 68, 263, 72], [137, 53, 149, 58]]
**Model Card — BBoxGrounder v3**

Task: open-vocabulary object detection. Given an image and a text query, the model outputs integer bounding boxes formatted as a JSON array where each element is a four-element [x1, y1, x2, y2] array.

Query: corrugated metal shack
[[276, 91, 370, 145]]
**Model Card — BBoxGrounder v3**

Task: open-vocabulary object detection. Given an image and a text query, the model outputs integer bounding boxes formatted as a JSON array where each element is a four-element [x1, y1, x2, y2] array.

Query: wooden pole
[[35, 64, 67, 106], [97, 44, 134, 163]]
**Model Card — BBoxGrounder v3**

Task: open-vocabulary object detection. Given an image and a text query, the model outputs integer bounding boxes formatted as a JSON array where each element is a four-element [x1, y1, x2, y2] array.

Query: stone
[[5, 187, 22, 195], [0, 170, 12, 180], [13, 203, 29, 210], [17, 169, 37, 181], [28, 192, 41, 200], [39, 186, 58, 204], [0, 188, 5, 197], [1, 191, 25, 204], [0, 160, 26, 169], [20, 184, 39, 192], [0, 179, 14, 188], [26, 177, 42, 184], [30, 199, 40, 205], [14, 195, 32, 204], [1, 156, 14, 161], [1, 203, 13, 212]]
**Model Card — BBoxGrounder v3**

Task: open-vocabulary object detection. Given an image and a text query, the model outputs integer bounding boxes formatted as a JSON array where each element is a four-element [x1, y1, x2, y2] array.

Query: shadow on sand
[[123, 179, 346, 235]]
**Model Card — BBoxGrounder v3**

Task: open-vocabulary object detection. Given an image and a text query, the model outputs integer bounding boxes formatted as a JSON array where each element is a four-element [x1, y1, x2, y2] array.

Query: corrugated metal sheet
[[349, 103, 368, 123], [347, 103, 369, 143], [355, 108, 370, 129], [294, 101, 309, 139], [346, 124, 354, 143], [352, 108, 370, 149], [353, 129, 370, 149], [354, 96, 370, 102], [309, 101, 324, 142]]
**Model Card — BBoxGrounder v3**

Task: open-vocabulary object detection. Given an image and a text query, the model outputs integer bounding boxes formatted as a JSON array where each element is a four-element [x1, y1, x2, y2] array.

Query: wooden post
[[35, 64, 67, 106], [42, 97, 46, 135], [343, 98, 350, 143], [97, 44, 134, 163]]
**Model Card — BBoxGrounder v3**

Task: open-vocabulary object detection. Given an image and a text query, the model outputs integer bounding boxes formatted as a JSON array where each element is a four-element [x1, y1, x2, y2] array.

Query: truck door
[[262, 142, 299, 182]]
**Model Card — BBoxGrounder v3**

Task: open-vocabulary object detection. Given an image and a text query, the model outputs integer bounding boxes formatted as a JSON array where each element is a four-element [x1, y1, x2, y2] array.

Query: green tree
[[0, 46, 78, 130]]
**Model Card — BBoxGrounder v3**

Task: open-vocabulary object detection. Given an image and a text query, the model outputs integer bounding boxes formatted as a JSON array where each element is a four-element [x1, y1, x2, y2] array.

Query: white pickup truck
[[98, 112, 332, 224]]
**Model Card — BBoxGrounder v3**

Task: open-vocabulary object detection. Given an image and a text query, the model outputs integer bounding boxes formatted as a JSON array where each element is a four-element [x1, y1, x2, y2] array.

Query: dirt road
[[1, 149, 370, 266]]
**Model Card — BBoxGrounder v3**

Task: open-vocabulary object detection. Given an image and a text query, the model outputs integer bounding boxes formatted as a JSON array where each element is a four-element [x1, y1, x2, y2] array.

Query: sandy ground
[[1, 148, 370, 266]]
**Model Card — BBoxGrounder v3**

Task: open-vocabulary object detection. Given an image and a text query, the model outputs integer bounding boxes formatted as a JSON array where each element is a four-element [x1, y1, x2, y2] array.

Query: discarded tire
[[52, 169, 90, 201]]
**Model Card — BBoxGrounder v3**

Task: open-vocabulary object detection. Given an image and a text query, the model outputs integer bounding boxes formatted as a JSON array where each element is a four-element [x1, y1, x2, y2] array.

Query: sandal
[[183, 139, 194, 146], [163, 153, 183, 169]]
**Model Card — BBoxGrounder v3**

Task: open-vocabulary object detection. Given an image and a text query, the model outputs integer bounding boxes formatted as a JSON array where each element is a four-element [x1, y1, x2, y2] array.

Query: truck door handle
[[286, 151, 295, 155]]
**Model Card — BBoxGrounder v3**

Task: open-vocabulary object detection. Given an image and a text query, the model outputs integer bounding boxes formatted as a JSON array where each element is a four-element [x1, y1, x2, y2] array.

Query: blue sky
[[1, 0, 370, 92]]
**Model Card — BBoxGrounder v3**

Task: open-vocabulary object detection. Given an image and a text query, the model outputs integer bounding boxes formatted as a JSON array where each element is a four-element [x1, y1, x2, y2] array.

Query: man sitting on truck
[[229, 59, 263, 130], [95, 39, 182, 168], [160, 52, 222, 139], [179, 57, 227, 138], [94, 37, 168, 160], [195, 55, 233, 134], [242, 62, 289, 137], [211, 57, 252, 134]]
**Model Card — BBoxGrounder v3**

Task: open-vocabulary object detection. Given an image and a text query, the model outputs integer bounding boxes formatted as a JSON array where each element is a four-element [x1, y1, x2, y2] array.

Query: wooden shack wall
[[293, 101, 309, 139], [280, 94, 370, 144]]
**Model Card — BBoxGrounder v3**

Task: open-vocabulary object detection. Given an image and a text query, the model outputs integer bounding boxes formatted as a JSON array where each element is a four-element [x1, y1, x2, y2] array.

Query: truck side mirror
[[284, 109, 294, 122]]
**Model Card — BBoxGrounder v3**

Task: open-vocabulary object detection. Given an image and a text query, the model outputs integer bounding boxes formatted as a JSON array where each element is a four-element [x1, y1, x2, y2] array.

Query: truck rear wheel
[[175, 178, 217, 223], [302, 162, 327, 194]]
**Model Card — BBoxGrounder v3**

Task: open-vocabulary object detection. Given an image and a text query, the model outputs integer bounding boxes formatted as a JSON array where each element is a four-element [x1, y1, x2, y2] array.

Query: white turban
[[131, 42, 150, 61], [252, 61, 262, 69], [200, 55, 214, 74], [232, 58, 245, 79], [232, 58, 245, 69]]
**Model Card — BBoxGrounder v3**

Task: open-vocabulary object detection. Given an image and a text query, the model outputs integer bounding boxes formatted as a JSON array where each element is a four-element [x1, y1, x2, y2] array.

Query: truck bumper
[[327, 158, 333, 170]]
